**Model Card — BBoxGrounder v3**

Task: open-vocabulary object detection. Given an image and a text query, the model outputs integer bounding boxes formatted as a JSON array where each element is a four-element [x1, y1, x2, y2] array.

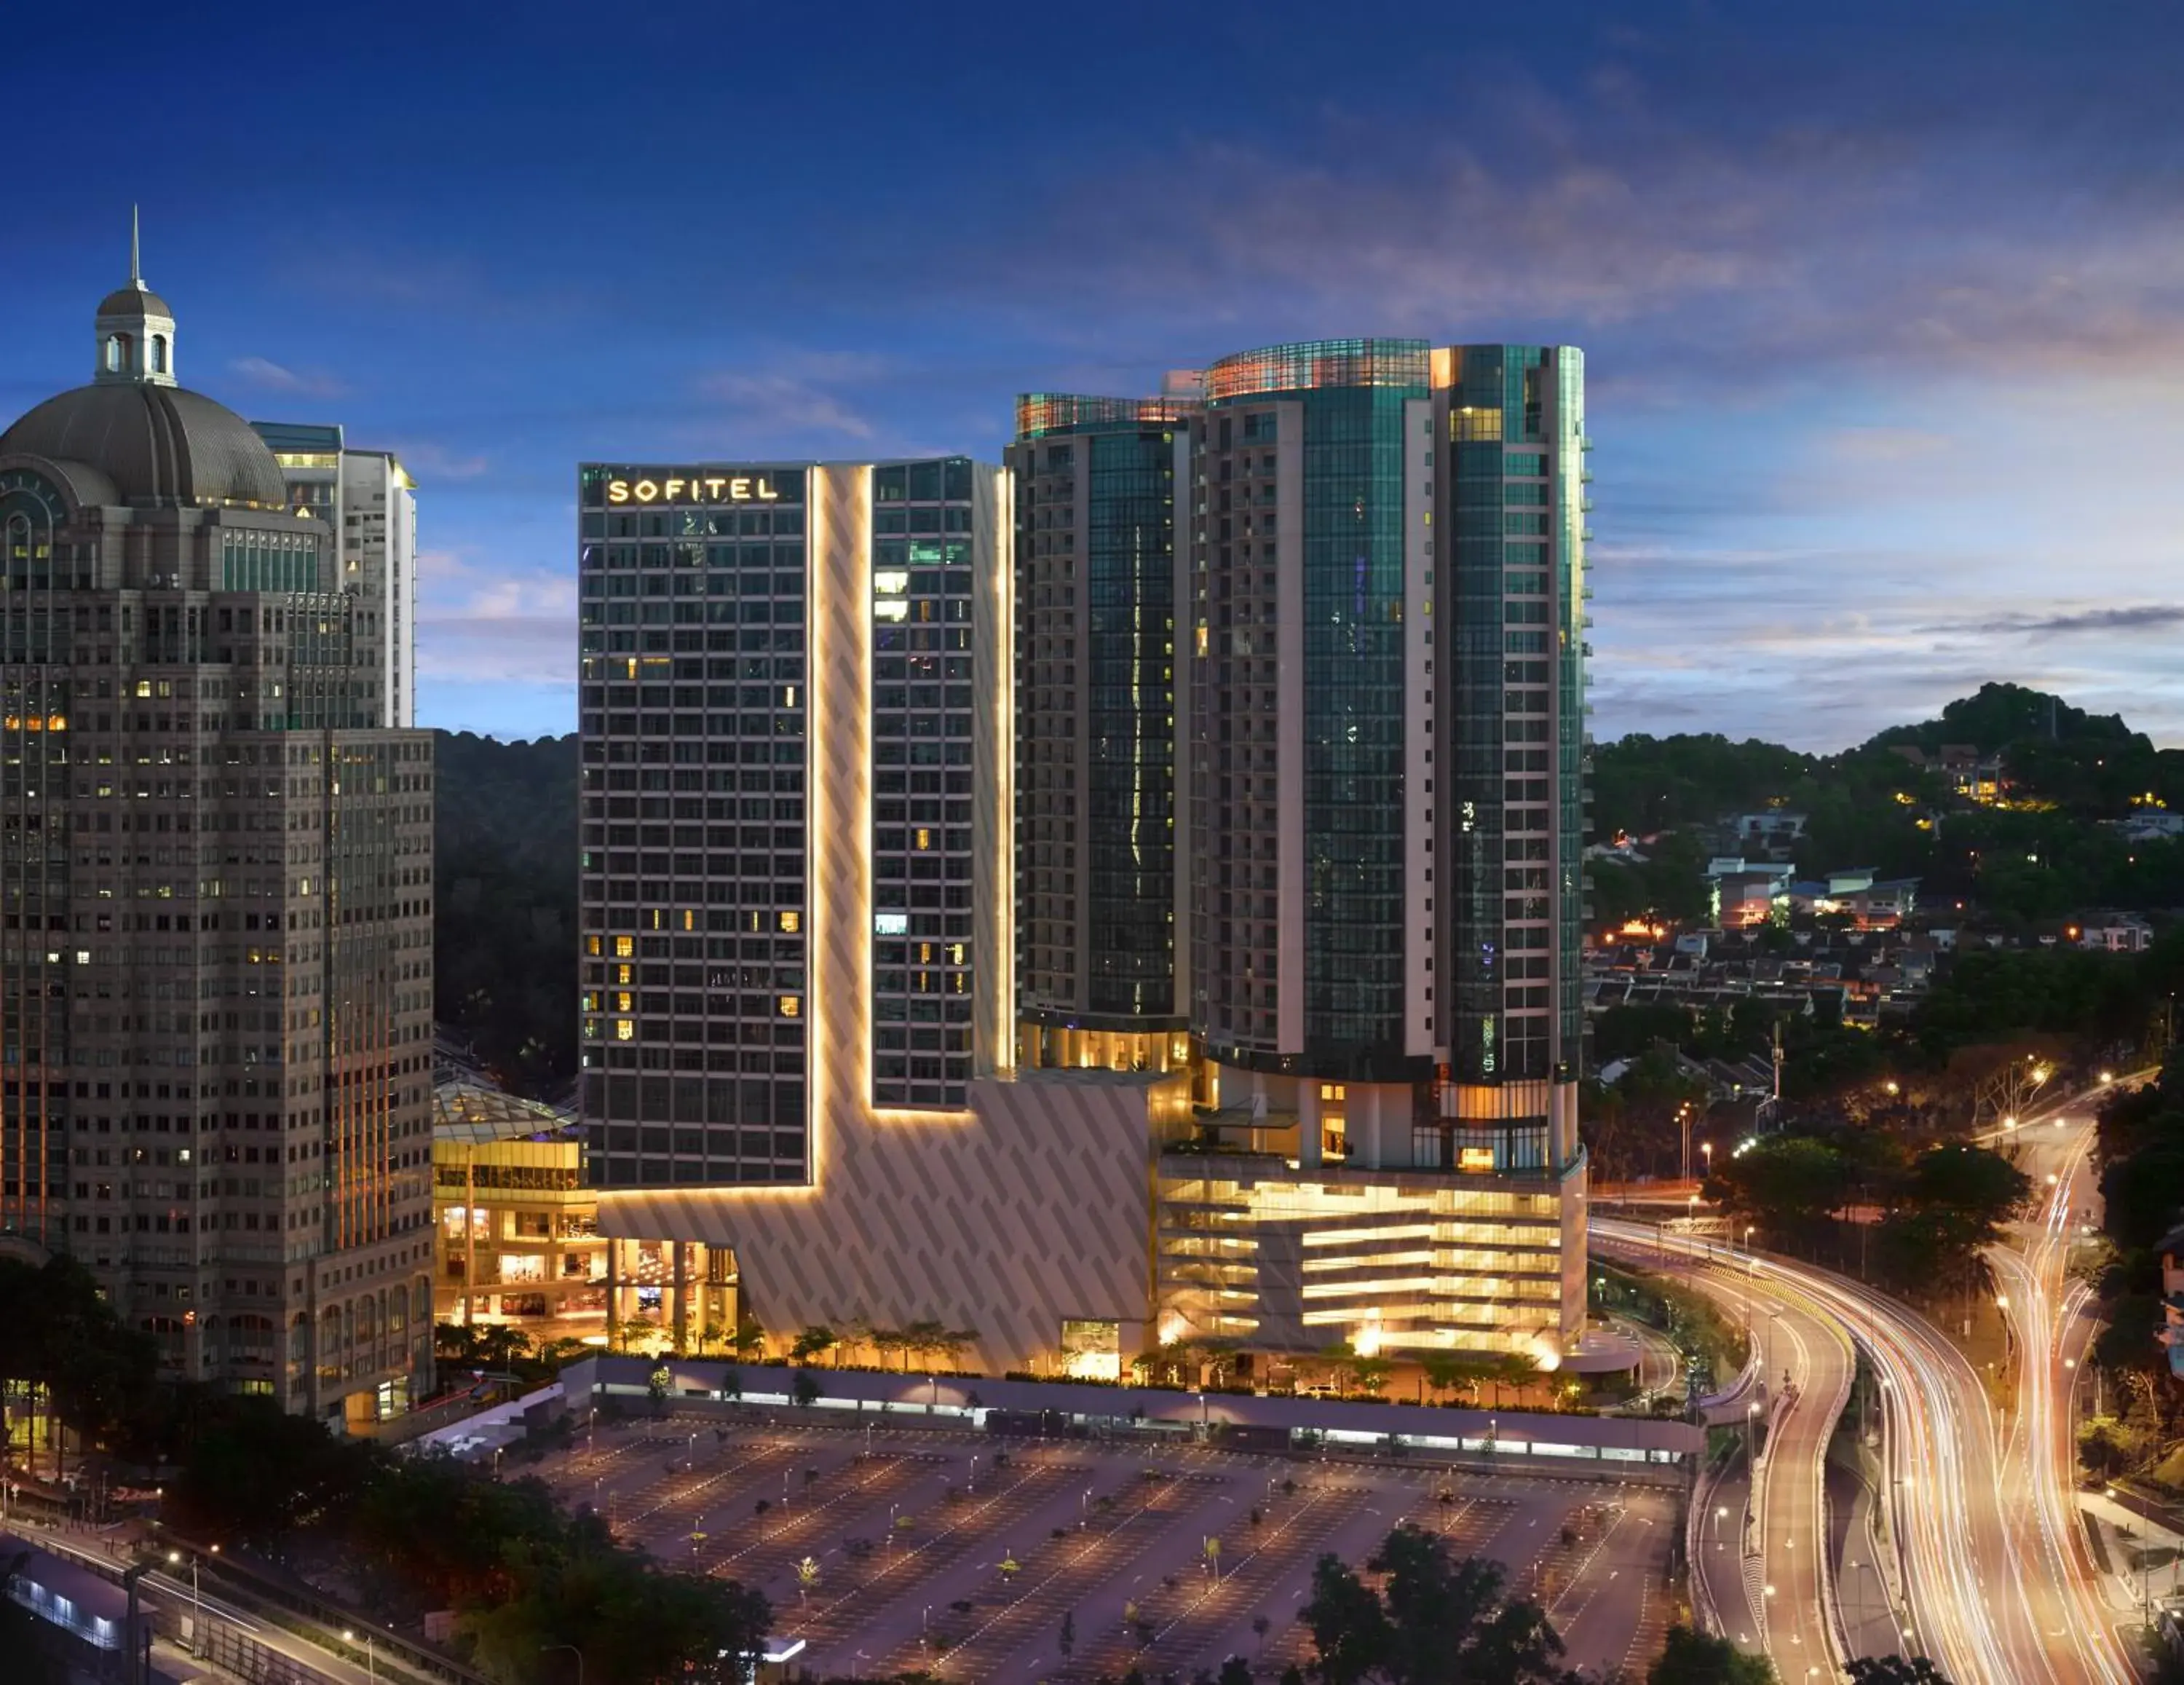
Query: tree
[[731, 1316, 767, 1361], [0, 1255, 155, 1472], [1300, 1553, 1390, 1684], [1302, 1526, 1575, 1685], [1417, 1351, 1484, 1405], [1060, 1609, 1076, 1660], [1874, 1143, 2032, 1297], [791, 1371, 822, 1408], [472, 1324, 534, 1371], [1649, 1625, 1777, 1683], [1217, 1658, 1254, 1685], [168, 1396, 381, 1544], [791, 1325, 838, 1365], [1706, 1135, 1853, 1250], [1349, 1357, 1395, 1399], [1847, 1660, 1952, 1684]]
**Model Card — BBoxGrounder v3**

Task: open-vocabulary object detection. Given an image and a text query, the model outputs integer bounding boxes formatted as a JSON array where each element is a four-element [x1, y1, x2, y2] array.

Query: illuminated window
[[778, 910, 799, 933], [614, 1019, 634, 1041], [614, 936, 633, 958], [778, 995, 801, 1018], [586, 936, 602, 956]]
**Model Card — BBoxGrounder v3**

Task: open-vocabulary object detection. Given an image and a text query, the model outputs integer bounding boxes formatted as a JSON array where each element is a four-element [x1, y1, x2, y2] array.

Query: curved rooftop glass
[[1203, 338, 1429, 404]]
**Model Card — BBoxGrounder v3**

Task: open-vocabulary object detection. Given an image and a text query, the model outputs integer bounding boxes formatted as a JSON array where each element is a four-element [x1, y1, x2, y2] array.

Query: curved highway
[[1596, 1215, 2088, 1684], [1986, 1097, 2138, 1685], [1594, 1223, 1856, 1683]]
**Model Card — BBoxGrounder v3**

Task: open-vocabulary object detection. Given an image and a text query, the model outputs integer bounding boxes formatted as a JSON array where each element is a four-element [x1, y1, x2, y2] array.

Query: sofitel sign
[[606, 475, 782, 505]]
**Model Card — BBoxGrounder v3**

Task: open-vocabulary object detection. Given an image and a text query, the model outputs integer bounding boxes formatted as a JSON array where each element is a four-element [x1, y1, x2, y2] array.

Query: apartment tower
[[1005, 382, 1200, 1074], [1015, 340, 1591, 1365]]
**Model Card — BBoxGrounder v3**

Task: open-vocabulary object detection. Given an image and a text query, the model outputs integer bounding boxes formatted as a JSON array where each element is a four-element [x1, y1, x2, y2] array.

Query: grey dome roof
[[98, 283, 172, 318], [0, 382, 288, 508]]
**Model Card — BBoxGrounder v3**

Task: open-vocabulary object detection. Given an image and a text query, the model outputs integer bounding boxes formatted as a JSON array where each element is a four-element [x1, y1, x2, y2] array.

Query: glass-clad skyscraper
[[1007, 389, 1198, 1073]]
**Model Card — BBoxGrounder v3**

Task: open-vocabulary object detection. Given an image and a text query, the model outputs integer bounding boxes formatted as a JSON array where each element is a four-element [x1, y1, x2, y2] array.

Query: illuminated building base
[[598, 1058, 1588, 1376]]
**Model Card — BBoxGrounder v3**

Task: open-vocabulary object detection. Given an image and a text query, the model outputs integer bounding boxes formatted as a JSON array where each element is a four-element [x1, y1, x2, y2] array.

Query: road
[[28, 1525, 387, 1685], [1986, 1093, 2139, 1685], [1599, 1212, 2116, 1685], [1594, 1223, 1856, 1683]]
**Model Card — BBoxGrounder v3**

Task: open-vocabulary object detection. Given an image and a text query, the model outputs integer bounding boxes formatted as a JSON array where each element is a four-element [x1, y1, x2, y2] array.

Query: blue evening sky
[[5, 0, 2181, 750]]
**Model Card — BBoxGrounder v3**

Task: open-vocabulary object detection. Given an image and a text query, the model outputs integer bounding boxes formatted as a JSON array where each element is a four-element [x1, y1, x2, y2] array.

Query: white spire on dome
[[94, 208, 177, 388]]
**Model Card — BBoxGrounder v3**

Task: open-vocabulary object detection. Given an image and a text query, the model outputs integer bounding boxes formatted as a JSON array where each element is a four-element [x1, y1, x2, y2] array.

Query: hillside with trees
[[433, 730, 580, 1096], [1590, 682, 2184, 932]]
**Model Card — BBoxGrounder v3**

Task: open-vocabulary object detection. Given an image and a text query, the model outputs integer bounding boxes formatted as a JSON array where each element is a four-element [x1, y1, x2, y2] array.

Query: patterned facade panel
[[598, 1072, 1157, 1373]]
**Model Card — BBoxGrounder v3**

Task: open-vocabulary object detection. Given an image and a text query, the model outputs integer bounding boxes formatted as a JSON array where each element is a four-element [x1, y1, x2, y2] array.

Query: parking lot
[[532, 1412, 1675, 1680]]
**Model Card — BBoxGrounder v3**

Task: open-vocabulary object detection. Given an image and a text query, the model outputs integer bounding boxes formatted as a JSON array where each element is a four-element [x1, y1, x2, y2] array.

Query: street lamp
[[542, 1642, 585, 1685], [343, 1628, 376, 1684]]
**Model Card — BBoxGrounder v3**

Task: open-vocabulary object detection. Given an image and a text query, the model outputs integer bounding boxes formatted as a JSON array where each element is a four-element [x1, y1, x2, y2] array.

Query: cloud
[[900, 70, 2184, 400], [693, 357, 880, 441], [417, 557, 575, 686], [1922, 604, 2184, 639], [395, 441, 491, 481], [228, 355, 345, 398]]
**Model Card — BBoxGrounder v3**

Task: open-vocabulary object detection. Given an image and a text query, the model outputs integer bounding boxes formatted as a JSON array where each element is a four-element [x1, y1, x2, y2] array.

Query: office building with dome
[[0, 242, 436, 1428]]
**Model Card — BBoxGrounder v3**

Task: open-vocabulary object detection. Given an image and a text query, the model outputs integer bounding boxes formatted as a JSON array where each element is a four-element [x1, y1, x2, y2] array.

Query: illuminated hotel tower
[[573, 459, 1012, 1193], [0, 251, 436, 1425]]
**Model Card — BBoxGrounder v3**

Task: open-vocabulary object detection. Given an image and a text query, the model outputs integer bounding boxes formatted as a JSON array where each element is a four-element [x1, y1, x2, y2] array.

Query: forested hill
[[432, 730, 579, 1095], [1589, 683, 2184, 929]]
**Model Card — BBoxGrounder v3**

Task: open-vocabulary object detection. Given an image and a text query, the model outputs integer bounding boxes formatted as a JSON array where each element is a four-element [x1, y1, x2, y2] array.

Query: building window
[[151, 335, 169, 374]]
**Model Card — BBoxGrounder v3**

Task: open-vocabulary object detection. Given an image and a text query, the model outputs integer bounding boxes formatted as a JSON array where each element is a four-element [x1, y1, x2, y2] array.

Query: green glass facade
[[1191, 340, 1430, 1081], [1009, 401, 1186, 1039], [1295, 382, 1416, 1065], [1436, 347, 1585, 1094]]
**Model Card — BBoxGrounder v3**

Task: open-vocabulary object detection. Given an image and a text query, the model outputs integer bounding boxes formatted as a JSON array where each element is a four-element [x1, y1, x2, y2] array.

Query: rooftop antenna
[[130, 204, 141, 285]]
